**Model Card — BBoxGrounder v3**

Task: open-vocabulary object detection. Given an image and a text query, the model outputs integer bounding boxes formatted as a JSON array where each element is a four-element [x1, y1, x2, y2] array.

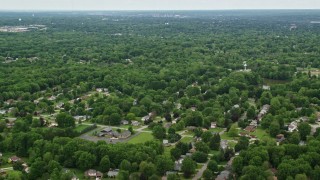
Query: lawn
[[128, 132, 154, 144], [220, 132, 237, 140], [164, 146, 174, 157], [209, 127, 225, 133], [251, 128, 274, 142], [74, 124, 91, 133], [180, 136, 193, 143]]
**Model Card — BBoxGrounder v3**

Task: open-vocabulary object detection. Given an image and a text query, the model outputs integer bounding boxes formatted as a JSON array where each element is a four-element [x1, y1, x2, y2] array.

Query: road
[[193, 162, 208, 180]]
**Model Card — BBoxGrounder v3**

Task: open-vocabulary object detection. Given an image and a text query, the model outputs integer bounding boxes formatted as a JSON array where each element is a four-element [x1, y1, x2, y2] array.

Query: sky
[[0, 0, 320, 11]]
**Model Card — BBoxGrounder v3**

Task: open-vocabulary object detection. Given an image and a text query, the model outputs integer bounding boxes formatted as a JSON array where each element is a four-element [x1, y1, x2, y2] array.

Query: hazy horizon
[[1, 0, 320, 11]]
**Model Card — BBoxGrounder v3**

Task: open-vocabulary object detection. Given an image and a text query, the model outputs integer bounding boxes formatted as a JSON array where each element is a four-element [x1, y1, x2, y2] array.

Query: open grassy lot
[[74, 124, 91, 133], [128, 132, 154, 144], [180, 136, 193, 143]]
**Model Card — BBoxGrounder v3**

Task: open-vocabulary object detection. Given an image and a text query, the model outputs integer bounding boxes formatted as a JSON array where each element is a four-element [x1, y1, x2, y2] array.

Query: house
[[276, 134, 285, 143], [121, 120, 129, 125], [101, 127, 112, 133], [216, 170, 231, 180], [8, 156, 21, 163], [211, 122, 217, 129], [0, 152, 2, 157], [174, 157, 184, 171], [73, 116, 86, 121], [131, 121, 140, 126], [187, 126, 197, 131], [257, 104, 270, 121], [288, 121, 298, 132], [22, 163, 29, 173], [107, 169, 119, 178], [250, 120, 258, 127], [317, 112, 320, 122], [84, 169, 103, 180], [119, 130, 131, 139], [245, 125, 256, 132], [141, 114, 151, 122], [262, 85, 271, 90], [163, 139, 169, 146], [220, 140, 228, 150], [0, 110, 6, 115]]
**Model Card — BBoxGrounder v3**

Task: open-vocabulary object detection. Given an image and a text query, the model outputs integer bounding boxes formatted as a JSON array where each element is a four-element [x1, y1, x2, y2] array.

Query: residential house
[[163, 139, 170, 146], [211, 122, 217, 129], [216, 170, 231, 180], [276, 134, 285, 143], [257, 104, 270, 121], [250, 120, 258, 127], [0, 110, 6, 115], [288, 121, 298, 132], [220, 140, 228, 150], [262, 85, 271, 90], [22, 163, 29, 173], [131, 121, 140, 126], [317, 112, 320, 122], [84, 169, 103, 180], [121, 120, 129, 125], [245, 125, 256, 132], [8, 156, 21, 163], [107, 169, 119, 178], [119, 130, 131, 139], [174, 157, 184, 171]]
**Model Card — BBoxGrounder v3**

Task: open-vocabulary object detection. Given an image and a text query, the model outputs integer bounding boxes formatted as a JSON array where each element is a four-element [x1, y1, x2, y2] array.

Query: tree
[[203, 169, 213, 180], [192, 151, 208, 163], [298, 122, 311, 141], [99, 155, 110, 172], [289, 132, 301, 144], [207, 160, 218, 172], [12, 161, 24, 171], [56, 112, 75, 128], [269, 121, 280, 137], [181, 157, 196, 178], [170, 148, 182, 160], [152, 125, 166, 139], [74, 151, 96, 170], [29, 159, 46, 179], [247, 106, 256, 119], [195, 142, 210, 153], [235, 136, 249, 152], [201, 131, 213, 143], [155, 155, 174, 175], [209, 134, 221, 150], [139, 161, 156, 178], [7, 171, 23, 180], [120, 159, 131, 172], [228, 124, 238, 137], [109, 113, 121, 125]]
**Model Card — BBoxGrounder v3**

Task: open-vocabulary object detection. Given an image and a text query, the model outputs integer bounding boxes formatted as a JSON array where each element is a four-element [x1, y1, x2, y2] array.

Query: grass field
[[74, 124, 91, 132], [251, 128, 274, 142], [128, 132, 154, 144], [180, 136, 193, 143]]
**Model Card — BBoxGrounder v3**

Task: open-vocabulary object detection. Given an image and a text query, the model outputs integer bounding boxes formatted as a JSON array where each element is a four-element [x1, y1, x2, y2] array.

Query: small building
[[257, 104, 270, 121], [107, 169, 119, 178], [119, 130, 131, 139], [216, 170, 231, 180], [276, 134, 285, 142], [8, 156, 21, 163], [220, 140, 228, 150], [262, 85, 271, 90], [288, 122, 297, 132], [163, 139, 169, 146], [101, 127, 113, 133], [84, 169, 103, 180], [245, 125, 256, 132], [121, 120, 129, 125], [131, 121, 140, 126], [211, 122, 217, 129], [174, 157, 184, 171]]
